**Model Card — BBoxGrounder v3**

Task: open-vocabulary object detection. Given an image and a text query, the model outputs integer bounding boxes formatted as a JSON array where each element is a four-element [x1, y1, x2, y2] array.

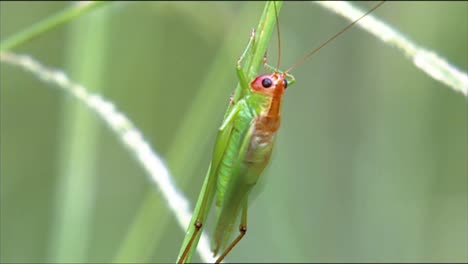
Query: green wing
[[212, 116, 264, 256], [212, 109, 278, 256], [177, 101, 244, 263]]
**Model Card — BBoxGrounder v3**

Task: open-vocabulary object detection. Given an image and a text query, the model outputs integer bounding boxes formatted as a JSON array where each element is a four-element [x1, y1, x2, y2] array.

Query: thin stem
[[0, 2, 107, 52], [46, 5, 111, 262]]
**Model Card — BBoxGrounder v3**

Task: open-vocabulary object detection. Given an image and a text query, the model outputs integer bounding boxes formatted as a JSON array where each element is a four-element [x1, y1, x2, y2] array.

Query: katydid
[[178, 1, 385, 263]]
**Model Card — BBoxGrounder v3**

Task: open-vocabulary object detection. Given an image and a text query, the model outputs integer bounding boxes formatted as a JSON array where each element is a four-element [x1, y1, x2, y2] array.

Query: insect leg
[[262, 59, 296, 86], [177, 163, 217, 263], [236, 28, 256, 92], [285, 72, 296, 86], [237, 28, 256, 70], [177, 101, 246, 264], [229, 91, 235, 105], [178, 220, 202, 264], [215, 202, 248, 263]]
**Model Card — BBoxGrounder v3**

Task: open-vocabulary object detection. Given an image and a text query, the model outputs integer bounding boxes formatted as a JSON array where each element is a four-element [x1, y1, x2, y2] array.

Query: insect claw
[[229, 92, 235, 105], [262, 51, 268, 65]]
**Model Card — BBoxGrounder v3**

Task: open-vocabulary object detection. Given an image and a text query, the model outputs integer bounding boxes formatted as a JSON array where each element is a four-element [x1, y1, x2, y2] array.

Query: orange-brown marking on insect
[[250, 72, 287, 134]]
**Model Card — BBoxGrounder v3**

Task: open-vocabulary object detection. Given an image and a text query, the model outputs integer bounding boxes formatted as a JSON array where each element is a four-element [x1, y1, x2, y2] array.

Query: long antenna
[[273, 1, 282, 71], [285, 1, 385, 74]]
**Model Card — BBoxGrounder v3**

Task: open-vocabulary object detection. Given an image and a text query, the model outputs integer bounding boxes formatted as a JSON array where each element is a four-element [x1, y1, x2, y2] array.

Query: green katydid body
[[211, 72, 289, 255], [176, 19, 295, 261], [177, 1, 384, 262], [176, 21, 295, 262], [175, 1, 295, 261]]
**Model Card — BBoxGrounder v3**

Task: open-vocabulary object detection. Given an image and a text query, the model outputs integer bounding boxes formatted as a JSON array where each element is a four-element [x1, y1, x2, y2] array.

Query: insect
[[177, 1, 385, 263]]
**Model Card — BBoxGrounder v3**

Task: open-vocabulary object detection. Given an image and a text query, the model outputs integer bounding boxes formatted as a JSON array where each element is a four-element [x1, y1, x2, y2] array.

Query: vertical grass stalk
[[48, 5, 111, 263]]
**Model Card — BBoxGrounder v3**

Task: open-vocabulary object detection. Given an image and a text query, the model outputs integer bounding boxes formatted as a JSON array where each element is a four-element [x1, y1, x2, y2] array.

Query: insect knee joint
[[239, 225, 247, 233]]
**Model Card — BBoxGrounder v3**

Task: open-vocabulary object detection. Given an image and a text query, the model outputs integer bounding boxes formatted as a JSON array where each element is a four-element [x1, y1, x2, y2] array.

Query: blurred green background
[[1, 1, 467, 263]]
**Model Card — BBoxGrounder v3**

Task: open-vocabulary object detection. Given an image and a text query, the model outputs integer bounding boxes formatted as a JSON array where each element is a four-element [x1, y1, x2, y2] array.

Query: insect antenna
[[285, 1, 385, 74], [273, 1, 282, 71]]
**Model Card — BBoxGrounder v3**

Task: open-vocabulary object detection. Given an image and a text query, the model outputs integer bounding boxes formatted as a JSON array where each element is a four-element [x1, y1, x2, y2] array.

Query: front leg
[[229, 91, 235, 105], [236, 28, 256, 93], [262, 56, 296, 87]]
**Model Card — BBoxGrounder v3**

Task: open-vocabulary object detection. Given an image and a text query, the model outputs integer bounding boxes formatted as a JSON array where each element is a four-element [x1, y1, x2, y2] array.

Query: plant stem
[[0, 2, 106, 53], [47, 5, 111, 262]]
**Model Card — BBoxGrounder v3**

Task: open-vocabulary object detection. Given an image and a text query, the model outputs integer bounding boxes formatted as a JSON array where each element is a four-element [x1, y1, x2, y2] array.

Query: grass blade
[[47, 5, 111, 262], [0, 2, 107, 53]]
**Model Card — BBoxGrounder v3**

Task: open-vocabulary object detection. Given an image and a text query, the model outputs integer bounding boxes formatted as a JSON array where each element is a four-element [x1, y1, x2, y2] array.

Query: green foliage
[[1, 1, 467, 263]]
